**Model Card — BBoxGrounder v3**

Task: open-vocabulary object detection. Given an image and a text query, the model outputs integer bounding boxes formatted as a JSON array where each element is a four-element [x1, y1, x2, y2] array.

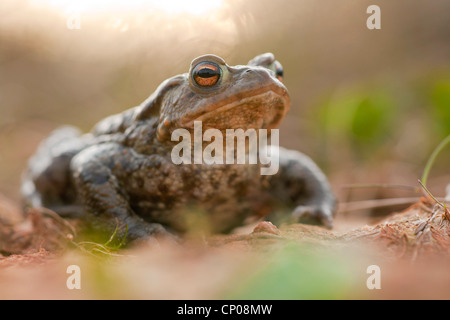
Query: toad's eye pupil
[[197, 68, 218, 78], [273, 61, 283, 79], [193, 62, 221, 87], [276, 68, 283, 78]]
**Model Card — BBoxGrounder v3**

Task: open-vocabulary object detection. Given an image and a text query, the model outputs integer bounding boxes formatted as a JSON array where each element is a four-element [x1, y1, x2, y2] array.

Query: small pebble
[[252, 221, 280, 235]]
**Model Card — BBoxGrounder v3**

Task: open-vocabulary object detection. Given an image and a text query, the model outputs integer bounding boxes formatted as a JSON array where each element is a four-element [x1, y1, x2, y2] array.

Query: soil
[[0, 195, 449, 299]]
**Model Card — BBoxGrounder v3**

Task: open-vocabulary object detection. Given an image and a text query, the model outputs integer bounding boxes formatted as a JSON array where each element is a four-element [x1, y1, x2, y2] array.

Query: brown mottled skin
[[21, 53, 336, 243]]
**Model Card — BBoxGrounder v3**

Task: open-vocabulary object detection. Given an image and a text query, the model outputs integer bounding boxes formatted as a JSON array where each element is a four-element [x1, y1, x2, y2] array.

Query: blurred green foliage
[[431, 80, 450, 136], [309, 76, 450, 177], [317, 88, 396, 158], [224, 243, 358, 299]]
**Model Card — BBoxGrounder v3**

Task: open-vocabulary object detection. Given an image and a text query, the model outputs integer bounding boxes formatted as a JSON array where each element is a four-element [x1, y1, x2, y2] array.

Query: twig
[[337, 197, 445, 213], [341, 183, 420, 193]]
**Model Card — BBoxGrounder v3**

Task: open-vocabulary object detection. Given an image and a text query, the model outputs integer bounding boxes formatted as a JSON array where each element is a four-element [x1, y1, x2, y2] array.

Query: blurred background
[[0, 0, 449, 224], [1, 0, 450, 301]]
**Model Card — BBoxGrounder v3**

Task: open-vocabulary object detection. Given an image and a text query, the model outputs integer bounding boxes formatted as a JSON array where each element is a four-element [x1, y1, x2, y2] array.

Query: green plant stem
[[421, 134, 450, 187]]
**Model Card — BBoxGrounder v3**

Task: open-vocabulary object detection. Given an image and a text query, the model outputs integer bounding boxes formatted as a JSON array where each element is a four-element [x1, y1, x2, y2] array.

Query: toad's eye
[[273, 61, 283, 82], [192, 62, 221, 87]]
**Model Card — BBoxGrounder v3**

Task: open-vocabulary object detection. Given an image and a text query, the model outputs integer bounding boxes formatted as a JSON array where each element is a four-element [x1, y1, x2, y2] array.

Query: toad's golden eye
[[273, 61, 283, 82], [192, 62, 221, 87]]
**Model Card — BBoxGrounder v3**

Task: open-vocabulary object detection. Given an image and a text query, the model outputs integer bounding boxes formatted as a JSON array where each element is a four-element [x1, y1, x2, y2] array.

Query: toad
[[22, 53, 336, 243]]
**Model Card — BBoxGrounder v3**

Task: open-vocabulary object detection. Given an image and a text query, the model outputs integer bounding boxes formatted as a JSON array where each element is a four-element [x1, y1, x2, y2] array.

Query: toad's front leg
[[70, 143, 175, 243], [267, 147, 337, 228]]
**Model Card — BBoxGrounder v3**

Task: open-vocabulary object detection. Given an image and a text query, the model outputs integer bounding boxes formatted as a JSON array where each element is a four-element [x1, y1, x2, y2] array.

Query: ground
[[0, 193, 449, 300]]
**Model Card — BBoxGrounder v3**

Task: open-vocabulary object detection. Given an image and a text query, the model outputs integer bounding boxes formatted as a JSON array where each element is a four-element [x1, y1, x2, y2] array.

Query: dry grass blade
[[418, 181, 449, 210], [337, 197, 446, 213], [30, 207, 77, 238], [418, 180, 450, 222], [341, 183, 421, 193], [414, 220, 428, 235], [73, 241, 127, 258]]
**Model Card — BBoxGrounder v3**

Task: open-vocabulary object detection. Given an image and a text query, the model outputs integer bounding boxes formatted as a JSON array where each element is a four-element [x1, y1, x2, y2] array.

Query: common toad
[[22, 53, 336, 243]]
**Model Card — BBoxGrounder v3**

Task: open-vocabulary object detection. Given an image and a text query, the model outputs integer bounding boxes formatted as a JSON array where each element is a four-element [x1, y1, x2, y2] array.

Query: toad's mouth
[[181, 90, 290, 131]]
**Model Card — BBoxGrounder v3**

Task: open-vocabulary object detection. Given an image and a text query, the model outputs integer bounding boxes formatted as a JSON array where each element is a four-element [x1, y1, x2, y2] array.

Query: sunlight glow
[[30, 0, 224, 15]]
